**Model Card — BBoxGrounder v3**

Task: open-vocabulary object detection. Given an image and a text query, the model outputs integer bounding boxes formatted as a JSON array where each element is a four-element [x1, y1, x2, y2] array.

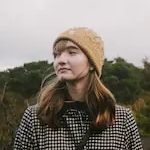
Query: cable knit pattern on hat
[[53, 27, 104, 77]]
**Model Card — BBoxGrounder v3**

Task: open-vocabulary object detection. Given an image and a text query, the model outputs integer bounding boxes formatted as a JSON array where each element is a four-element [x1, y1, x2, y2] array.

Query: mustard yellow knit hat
[[53, 27, 104, 77]]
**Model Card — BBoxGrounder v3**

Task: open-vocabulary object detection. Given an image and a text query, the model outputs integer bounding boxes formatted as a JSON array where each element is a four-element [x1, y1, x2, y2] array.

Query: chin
[[58, 76, 74, 82], [58, 75, 70, 80]]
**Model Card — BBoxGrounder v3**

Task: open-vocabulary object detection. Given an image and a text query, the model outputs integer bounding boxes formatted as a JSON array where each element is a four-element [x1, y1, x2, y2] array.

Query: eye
[[68, 49, 78, 55], [69, 51, 76, 54]]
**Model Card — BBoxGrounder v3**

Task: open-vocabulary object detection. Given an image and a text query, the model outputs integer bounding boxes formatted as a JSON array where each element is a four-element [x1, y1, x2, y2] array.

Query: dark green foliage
[[136, 104, 150, 136], [141, 58, 150, 90], [8, 70, 42, 98], [102, 57, 142, 103], [0, 71, 9, 88], [0, 61, 54, 99], [0, 91, 26, 149]]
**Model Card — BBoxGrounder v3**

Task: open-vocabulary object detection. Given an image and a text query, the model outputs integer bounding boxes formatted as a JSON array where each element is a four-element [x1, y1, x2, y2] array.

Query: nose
[[57, 52, 68, 65]]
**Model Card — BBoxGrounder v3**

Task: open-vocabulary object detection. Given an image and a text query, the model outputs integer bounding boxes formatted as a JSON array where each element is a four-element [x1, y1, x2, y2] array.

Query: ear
[[89, 67, 94, 71]]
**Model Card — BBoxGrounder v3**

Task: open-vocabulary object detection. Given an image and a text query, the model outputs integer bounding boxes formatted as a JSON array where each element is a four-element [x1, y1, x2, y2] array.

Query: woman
[[14, 27, 143, 149]]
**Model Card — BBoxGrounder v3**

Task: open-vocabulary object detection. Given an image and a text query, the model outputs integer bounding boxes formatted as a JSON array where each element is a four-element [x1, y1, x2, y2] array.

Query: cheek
[[71, 57, 90, 70]]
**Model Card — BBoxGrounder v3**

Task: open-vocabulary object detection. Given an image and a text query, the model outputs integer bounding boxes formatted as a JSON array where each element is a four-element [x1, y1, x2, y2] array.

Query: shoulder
[[25, 104, 38, 113], [22, 104, 38, 121], [115, 104, 135, 121], [115, 104, 132, 114], [115, 106, 143, 149], [18, 104, 40, 131]]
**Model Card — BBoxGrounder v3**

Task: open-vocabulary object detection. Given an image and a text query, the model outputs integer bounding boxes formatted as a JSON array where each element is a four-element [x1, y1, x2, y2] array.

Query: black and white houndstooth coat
[[14, 101, 143, 150]]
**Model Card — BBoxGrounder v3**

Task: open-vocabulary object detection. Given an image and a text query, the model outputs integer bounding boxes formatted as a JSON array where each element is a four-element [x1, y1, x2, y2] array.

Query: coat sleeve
[[124, 109, 143, 150], [13, 106, 35, 150]]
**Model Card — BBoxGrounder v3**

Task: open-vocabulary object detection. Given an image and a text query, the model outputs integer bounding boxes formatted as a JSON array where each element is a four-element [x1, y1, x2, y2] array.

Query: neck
[[66, 76, 89, 102]]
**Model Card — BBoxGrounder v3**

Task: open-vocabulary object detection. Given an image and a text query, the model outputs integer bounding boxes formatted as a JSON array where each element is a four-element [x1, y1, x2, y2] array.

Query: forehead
[[54, 40, 79, 51]]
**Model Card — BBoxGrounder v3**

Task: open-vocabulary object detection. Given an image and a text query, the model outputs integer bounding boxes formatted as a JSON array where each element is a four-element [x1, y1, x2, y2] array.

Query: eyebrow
[[54, 45, 79, 52], [66, 45, 79, 50]]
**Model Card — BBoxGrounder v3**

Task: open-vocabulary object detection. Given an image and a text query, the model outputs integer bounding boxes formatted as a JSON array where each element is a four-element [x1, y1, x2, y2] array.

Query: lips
[[58, 68, 70, 72]]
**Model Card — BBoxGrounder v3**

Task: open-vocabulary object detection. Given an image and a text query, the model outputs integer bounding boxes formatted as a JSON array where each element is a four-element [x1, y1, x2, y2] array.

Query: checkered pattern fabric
[[14, 102, 143, 150]]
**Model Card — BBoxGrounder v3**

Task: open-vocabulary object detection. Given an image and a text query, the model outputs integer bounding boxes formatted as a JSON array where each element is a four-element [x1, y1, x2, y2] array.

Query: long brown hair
[[37, 40, 116, 129], [37, 72, 116, 128]]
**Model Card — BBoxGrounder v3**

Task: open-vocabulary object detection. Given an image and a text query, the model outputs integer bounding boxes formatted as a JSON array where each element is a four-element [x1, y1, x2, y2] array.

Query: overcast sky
[[0, 0, 150, 70]]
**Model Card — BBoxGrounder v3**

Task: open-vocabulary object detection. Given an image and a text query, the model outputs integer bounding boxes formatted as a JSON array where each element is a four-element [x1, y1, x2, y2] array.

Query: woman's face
[[53, 40, 91, 82]]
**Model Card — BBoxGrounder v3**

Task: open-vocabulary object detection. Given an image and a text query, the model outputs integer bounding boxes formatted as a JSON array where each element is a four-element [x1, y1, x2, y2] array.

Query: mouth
[[58, 68, 71, 72]]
